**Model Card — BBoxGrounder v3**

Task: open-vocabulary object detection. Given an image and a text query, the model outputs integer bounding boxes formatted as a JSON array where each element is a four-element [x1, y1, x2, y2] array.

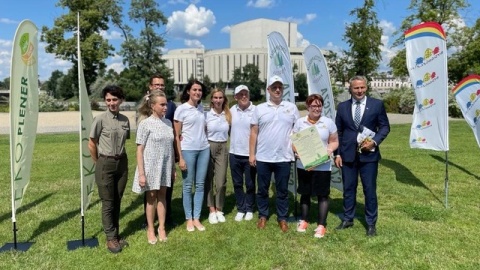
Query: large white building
[[370, 74, 412, 95], [162, 18, 307, 87], [162, 18, 412, 95]]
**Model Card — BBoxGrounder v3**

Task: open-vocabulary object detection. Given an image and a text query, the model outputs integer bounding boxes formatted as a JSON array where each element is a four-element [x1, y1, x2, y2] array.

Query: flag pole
[[444, 151, 449, 208], [66, 12, 98, 250]]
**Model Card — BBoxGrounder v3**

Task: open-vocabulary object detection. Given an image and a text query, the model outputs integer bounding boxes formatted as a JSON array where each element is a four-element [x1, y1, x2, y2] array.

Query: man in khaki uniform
[[89, 85, 130, 253]]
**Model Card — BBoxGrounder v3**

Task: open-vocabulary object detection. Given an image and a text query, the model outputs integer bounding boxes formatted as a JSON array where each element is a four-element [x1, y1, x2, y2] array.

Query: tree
[[202, 74, 214, 93], [343, 0, 383, 77], [216, 79, 226, 90], [325, 51, 352, 85], [116, 68, 145, 101], [389, 0, 470, 76], [294, 73, 308, 101], [2, 77, 10, 90], [41, 0, 123, 93], [56, 68, 77, 100], [116, 0, 170, 100], [231, 64, 264, 101], [448, 18, 480, 82], [46, 70, 65, 98]]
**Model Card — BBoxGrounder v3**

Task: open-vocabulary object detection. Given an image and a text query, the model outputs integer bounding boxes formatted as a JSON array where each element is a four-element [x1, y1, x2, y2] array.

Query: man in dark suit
[[334, 75, 390, 236]]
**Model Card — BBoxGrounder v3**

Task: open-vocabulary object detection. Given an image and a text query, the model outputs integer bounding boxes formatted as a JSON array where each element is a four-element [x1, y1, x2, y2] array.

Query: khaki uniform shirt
[[90, 110, 130, 156]]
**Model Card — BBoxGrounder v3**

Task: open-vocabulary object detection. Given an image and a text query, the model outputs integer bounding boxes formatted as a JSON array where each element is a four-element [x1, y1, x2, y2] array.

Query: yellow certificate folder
[[290, 126, 329, 170]]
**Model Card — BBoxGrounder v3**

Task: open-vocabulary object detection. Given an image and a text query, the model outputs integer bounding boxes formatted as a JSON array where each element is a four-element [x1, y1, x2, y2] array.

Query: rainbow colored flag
[[452, 74, 480, 147], [405, 22, 449, 151]]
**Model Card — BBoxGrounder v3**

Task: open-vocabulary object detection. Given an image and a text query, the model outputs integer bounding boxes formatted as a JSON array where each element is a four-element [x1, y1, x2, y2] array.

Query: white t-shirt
[[251, 100, 299, 162], [205, 109, 229, 142], [174, 103, 209, 151], [292, 116, 337, 171], [229, 103, 255, 156]]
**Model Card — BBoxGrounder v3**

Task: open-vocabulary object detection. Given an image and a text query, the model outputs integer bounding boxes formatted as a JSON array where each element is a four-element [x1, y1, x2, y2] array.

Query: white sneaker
[[235, 212, 245, 222], [208, 212, 218, 224], [245, 212, 254, 221], [216, 211, 226, 223]]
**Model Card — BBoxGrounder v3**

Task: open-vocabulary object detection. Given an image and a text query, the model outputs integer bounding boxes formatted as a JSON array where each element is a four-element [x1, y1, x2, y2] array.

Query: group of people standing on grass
[[88, 74, 390, 253]]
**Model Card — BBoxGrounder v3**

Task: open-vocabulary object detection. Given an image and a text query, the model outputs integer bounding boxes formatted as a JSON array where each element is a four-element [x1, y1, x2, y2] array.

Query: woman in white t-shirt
[[292, 94, 338, 238], [205, 89, 231, 224], [173, 80, 210, 232]]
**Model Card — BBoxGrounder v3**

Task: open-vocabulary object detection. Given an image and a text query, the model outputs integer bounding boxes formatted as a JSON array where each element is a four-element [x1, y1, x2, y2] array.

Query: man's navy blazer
[[335, 97, 390, 163]]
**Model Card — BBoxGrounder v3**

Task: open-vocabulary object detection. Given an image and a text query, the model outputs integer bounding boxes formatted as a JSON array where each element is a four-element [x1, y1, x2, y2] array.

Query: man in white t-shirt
[[249, 75, 300, 232]]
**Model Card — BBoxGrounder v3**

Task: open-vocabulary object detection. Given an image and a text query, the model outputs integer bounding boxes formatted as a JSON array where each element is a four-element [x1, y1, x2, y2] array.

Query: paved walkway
[[0, 111, 416, 135]]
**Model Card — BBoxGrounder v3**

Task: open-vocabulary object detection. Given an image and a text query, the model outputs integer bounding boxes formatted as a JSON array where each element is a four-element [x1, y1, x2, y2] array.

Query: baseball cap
[[234, 85, 249, 95], [268, 75, 284, 88]]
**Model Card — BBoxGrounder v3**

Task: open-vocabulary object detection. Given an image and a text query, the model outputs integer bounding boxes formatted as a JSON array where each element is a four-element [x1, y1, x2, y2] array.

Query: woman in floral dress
[[133, 90, 175, 244]]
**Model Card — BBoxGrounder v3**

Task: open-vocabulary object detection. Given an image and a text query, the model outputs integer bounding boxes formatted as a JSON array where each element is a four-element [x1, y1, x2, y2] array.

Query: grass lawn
[[0, 121, 479, 269]]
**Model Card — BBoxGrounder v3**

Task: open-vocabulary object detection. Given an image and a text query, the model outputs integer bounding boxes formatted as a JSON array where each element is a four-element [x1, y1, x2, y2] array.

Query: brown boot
[[106, 239, 122, 253]]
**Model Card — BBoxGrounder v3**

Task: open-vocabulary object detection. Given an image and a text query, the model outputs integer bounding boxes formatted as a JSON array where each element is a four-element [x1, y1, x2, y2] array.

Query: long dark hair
[[180, 79, 205, 103]]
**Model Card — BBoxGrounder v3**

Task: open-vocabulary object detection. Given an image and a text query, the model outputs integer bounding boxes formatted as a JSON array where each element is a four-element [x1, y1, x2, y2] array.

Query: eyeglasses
[[309, 105, 322, 109], [270, 86, 283, 90]]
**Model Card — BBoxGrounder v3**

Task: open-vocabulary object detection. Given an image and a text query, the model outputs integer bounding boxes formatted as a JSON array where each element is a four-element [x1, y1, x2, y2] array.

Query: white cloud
[[379, 20, 395, 36], [166, 4, 216, 39], [0, 48, 10, 77], [247, 0, 275, 8], [378, 20, 398, 71], [280, 13, 317, 25], [321, 42, 343, 55], [0, 39, 12, 47], [445, 16, 466, 31], [296, 32, 310, 48], [0, 40, 12, 79], [106, 62, 125, 74], [305, 14, 316, 22], [168, 0, 200, 4], [0, 18, 19, 24], [379, 39, 398, 70], [444, 15, 467, 54], [110, 53, 123, 61], [38, 51, 72, 73], [221, 25, 231, 34], [99, 30, 123, 40], [184, 39, 204, 48]]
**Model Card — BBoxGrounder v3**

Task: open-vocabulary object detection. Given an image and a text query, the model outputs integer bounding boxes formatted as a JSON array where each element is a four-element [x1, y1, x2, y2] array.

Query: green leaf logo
[[312, 62, 320, 76], [274, 52, 283, 67], [19, 33, 29, 55]]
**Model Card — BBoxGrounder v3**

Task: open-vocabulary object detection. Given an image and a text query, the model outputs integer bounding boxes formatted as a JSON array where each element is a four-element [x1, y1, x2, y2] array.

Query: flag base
[[0, 242, 34, 253], [67, 238, 98, 251]]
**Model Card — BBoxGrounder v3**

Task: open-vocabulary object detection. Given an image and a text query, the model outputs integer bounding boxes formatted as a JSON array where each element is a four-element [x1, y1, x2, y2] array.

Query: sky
[[1, 0, 480, 82]]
